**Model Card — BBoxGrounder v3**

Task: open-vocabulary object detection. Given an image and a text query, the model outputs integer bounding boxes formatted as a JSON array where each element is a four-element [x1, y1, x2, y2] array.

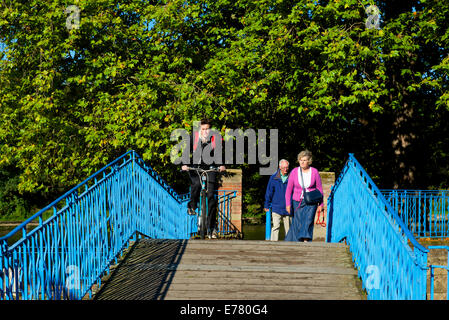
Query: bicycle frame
[[184, 167, 221, 239]]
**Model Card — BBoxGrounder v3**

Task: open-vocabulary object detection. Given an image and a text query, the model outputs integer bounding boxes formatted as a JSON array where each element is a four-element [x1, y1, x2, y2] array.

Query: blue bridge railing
[[381, 190, 449, 240], [186, 190, 239, 238], [380, 190, 449, 300], [0, 151, 237, 300], [216, 190, 239, 236], [327, 154, 429, 300]]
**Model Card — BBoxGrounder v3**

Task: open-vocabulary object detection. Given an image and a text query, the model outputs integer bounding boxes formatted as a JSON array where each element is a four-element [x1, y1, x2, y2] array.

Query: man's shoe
[[207, 233, 217, 239]]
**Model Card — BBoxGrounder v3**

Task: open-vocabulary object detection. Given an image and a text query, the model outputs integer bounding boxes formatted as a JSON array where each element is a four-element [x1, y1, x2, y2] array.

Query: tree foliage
[[0, 0, 448, 219]]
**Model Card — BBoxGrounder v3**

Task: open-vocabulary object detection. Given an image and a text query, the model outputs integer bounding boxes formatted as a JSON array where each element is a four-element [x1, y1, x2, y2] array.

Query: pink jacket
[[285, 167, 323, 207]]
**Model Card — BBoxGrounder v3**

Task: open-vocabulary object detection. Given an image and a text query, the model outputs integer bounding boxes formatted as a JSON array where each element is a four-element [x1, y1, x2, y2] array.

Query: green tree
[[0, 0, 448, 220]]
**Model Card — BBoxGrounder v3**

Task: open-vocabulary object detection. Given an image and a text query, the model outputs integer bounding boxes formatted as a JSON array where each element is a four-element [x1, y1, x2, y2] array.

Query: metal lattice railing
[[216, 190, 239, 236], [381, 189, 449, 240], [0, 150, 236, 300], [326, 154, 429, 300]]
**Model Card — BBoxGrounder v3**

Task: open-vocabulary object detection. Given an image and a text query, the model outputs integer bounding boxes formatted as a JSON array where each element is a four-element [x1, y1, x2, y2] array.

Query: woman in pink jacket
[[285, 150, 324, 242]]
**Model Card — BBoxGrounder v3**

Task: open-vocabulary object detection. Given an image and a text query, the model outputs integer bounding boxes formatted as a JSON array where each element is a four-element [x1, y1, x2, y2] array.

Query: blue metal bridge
[[0, 151, 448, 300]]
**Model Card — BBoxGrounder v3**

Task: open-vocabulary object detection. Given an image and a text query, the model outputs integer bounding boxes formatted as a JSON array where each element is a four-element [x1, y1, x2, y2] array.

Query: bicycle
[[182, 166, 223, 239]]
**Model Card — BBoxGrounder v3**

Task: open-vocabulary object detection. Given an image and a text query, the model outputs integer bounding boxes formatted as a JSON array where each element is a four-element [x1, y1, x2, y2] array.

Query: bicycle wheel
[[200, 190, 207, 239]]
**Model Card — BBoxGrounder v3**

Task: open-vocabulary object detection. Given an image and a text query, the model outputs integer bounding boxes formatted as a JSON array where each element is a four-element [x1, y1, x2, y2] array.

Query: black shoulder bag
[[299, 167, 323, 206]]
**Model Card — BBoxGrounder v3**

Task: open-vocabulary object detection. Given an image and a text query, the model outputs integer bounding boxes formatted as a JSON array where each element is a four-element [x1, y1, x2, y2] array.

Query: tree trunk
[[391, 100, 417, 189]]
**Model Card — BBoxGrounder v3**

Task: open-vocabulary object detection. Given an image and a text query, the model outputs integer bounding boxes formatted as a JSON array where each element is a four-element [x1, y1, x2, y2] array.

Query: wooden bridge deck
[[92, 239, 366, 300]]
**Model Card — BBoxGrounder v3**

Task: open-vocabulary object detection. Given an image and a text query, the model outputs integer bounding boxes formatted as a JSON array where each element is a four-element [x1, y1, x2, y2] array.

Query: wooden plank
[[164, 283, 361, 295], [176, 254, 355, 266], [165, 270, 360, 282], [118, 263, 359, 275], [179, 247, 351, 255], [168, 274, 361, 289], [187, 239, 347, 246], [163, 290, 364, 300], [92, 239, 366, 300], [185, 239, 349, 249]]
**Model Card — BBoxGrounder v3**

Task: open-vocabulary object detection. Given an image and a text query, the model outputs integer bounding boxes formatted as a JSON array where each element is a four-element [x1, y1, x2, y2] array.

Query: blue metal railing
[[216, 190, 239, 236], [0, 150, 237, 300], [326, 154, 429, 300], [265, 209, 271, 241], [381, 190, 449, 299], [132, 153, 192, 239], [381, 190, 449, 239], [186, 190, 239, 238]]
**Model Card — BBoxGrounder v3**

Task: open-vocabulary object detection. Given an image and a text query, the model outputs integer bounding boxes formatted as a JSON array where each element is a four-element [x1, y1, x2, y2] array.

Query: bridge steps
[[93, 239, 366, 300]]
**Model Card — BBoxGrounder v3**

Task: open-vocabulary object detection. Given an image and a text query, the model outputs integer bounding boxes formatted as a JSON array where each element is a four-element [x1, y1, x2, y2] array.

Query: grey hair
[[297, 150, 313, 165], [279, 159, 289, 167]]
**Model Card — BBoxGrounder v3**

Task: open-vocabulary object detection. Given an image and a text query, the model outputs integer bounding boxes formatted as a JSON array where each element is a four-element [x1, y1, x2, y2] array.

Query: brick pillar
[[218, 169, 242, 233]]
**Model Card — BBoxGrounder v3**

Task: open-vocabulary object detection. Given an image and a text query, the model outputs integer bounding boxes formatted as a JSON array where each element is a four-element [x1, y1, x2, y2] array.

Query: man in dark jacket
[[181, 118, 225, 238], [264, 159, 290, 241]]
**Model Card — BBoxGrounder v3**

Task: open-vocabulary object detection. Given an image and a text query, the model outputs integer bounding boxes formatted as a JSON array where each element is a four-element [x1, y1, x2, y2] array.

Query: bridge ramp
[[93, 239, 366, 300]]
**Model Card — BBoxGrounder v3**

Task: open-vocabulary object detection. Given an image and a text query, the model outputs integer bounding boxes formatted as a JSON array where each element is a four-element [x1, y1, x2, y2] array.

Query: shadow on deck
[[93, 239, 187, 300]]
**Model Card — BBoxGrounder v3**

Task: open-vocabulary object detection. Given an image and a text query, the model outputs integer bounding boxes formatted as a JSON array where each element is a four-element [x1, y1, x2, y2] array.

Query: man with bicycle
[[181, 118, 226, 239]]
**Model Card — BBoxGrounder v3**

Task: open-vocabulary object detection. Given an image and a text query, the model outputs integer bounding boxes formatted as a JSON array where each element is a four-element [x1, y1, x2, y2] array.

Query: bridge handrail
[[381, 189, 449, 194], [132, 151, 189, 203], [1, 152, 142, 299], [184, 190, 239, 238], [216, 190, 239, 236], [0, 151, 135, 245], [1, 151, 213, 300], [327, 153, 429, 299], [332, 155, 428, 253], [0, 150, 240, 300], [381, 189, 449, 239], [0, 150, 189, 247]]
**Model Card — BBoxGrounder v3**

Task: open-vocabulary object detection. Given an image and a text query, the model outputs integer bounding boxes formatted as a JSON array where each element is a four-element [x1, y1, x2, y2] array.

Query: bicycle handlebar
[[181, 166, 224, 173]]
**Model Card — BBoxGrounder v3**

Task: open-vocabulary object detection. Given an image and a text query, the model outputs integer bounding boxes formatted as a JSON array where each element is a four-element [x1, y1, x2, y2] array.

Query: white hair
[[279, 159, 289, 167]]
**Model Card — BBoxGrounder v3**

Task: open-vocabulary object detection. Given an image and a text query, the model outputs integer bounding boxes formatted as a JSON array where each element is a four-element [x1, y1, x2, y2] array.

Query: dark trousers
[[188, 172, 218, 231]]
